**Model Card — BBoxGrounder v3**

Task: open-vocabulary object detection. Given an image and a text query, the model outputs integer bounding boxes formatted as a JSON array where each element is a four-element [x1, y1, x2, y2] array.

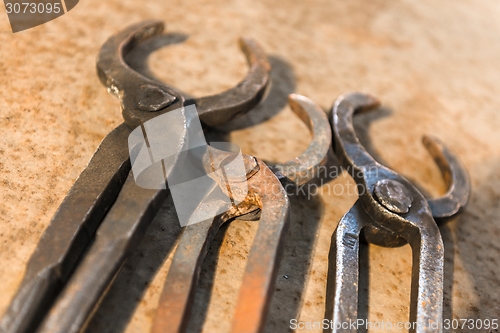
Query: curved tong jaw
[[332, 92, 469, 226], [327, 92, 470, 333], [267, 94, 333, 187], [96, 20, 271, 129]]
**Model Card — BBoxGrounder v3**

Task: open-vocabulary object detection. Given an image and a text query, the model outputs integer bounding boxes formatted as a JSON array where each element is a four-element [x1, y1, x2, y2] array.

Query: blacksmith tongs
[[326, 93, 470, 333]]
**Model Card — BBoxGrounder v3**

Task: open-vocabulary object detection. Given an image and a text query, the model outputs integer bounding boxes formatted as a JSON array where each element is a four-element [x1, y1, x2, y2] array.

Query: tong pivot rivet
[[373, 179, 413, 214], [135, 84, 177, 112]]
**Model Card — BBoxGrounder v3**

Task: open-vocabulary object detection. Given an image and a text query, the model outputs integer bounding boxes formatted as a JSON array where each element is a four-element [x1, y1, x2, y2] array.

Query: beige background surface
[[0, 0, 499, 332]]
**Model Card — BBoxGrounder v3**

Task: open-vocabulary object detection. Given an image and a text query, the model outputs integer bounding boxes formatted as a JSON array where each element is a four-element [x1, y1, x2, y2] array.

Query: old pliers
[[151, 94, 333, 333], [326, 93, 470, 333], [0, 20, 270, 333]]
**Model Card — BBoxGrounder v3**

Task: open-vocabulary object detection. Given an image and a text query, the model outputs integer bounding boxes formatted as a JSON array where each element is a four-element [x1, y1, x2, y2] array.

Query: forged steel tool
[[325, 92, 470, 333], [0, 20, 270, 333], [151, 94, 333, 333]]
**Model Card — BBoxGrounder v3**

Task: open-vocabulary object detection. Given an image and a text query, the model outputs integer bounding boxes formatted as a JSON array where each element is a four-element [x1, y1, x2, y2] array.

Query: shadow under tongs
[[351, 105, 393, 168]]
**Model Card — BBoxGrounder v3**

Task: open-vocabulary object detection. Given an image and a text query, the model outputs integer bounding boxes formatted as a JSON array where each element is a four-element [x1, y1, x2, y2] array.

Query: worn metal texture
[[266, 94, 333, 187], [152, 158, 289, 333], [327, 92, 470, 333], [36, 172, 169, 333], [1, 1, 500, 333], [97, 20, 271, 128], [422, 136, 470, 220]]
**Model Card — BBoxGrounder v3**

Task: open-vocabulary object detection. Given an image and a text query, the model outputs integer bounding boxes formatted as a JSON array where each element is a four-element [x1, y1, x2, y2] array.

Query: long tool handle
[[0, 124, 131, 333], [36, 172, 168, 333], [326, 201, 444, 333], [152, 218, 219, 333], [150, 159, 290, 333], [325, 200, 367, 332], [230, 161, 290, 333]]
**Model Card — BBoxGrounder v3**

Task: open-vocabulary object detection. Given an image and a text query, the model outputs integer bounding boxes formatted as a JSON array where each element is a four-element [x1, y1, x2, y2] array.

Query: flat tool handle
[[0, 124, 130, 333], [37, 173, 168, 333]]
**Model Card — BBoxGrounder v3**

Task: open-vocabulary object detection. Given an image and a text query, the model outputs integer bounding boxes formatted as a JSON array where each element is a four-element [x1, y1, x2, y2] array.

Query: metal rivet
[[135, 84, 177, 112], [373, 179, 413, 214]]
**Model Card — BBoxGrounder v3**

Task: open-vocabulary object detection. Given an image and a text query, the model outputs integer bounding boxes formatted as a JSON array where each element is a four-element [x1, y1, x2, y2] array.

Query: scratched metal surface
[[0, 0, 499, 332]]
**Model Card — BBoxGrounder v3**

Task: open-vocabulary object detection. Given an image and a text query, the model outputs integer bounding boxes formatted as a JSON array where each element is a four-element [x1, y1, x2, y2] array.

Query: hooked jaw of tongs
[[326, 93, 470, 333], [0, 20, 271, 333], [97, 20, 271, 128], [151, 94, 333, 333]]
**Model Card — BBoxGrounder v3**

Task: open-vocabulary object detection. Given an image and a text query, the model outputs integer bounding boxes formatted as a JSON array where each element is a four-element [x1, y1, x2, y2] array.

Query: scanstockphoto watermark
[[290, 318, 500, 331], [274, 163, 378, 199], [277, 177, 367, 199]]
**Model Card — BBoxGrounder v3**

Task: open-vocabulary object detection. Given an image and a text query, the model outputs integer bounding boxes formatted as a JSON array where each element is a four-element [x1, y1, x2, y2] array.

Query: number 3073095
[[5, 3, 61, 14]]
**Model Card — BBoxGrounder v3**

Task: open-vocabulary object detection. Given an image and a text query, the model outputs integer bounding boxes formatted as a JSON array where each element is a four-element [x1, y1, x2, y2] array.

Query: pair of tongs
[[151, 91, 333, 333], [325, 93, 470, 333]]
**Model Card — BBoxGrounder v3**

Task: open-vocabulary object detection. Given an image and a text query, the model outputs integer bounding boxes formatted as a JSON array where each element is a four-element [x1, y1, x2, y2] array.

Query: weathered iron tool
[[151, 94, 333, 333], [326, 92, 470, 333]]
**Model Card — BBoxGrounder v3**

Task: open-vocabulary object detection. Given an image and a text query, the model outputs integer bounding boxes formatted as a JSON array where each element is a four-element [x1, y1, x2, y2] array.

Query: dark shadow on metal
[[183, 222, 231, 332], [82, 120, 237, 333], [83, 196, 182, 333], [169, 127, 233, 332]]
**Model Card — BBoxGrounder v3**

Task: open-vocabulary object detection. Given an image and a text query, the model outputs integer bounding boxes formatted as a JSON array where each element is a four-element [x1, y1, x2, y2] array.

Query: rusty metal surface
[[152, 158, 289, 333], [327, 92, 470, 332], [37, 172, 169, 333], [422, 136, 470, 220]]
